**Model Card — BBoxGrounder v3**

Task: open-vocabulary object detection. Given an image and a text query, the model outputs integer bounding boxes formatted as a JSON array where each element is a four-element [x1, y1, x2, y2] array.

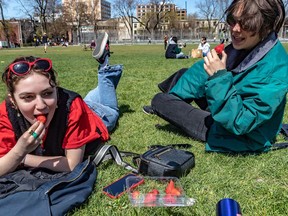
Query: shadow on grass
[[119, 104, 134, 118], [154, 123, 191, 138], [108, 104, 134, 134], [155, 123, 277, 157]]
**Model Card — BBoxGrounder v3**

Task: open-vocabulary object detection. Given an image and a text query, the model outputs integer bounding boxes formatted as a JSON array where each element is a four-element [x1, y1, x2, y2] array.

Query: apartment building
[[0, 20, 23, 48], [135, 2, 232, 40], [62, 0, 112, 43], [62, 0, 111, 21], [136, 3, 187, 22], [134, 2, 188, 39]]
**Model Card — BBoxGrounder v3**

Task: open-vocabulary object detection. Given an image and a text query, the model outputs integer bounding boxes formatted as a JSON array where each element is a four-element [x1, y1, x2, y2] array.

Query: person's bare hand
[[15, 121, 46, 155], [204, 49, 227, 76]]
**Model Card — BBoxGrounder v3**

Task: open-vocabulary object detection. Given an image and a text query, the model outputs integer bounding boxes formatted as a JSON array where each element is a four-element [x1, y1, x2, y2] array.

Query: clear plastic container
[[126, 176, 196, 207]]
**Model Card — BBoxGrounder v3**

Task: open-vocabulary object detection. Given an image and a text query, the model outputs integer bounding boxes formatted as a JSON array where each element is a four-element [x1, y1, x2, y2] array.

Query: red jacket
[[0, 88, 109, 157]]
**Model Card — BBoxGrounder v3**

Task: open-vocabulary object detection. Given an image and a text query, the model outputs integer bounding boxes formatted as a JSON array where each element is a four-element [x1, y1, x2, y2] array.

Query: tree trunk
[[0, 3, 11, 48]]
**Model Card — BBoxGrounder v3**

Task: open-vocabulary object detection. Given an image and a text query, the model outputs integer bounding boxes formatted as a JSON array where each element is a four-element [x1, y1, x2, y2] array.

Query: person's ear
[[8, 94, 17, 109]]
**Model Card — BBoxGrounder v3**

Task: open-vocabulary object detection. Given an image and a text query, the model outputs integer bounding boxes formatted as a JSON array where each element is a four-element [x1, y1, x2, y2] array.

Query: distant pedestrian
[[42, 33, 48, 53], [90, 40, 96, 50], [33, 36, 37, 47]]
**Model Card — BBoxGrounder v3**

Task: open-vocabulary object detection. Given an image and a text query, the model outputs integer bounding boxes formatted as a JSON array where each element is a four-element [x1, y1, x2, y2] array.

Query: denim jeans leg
[[176, 52, 185, 59], [151, 93, 213, 141], [84, 64, 123, 132]]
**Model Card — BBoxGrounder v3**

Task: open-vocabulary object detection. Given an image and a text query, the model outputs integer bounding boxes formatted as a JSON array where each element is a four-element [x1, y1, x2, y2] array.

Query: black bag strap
[[271, 142, 288, 150], [280, 124, 288, 140], [92, 144, 192, 170], [271, 124, 288, 150], [92, 144, 139, 173]]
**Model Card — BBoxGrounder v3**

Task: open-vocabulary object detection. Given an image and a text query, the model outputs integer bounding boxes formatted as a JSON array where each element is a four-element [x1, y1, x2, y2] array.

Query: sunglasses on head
[[8, 58, 52, 79]]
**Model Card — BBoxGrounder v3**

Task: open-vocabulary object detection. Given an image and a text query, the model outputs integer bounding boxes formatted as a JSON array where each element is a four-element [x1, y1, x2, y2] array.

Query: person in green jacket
[[143, 0, 288, 153]]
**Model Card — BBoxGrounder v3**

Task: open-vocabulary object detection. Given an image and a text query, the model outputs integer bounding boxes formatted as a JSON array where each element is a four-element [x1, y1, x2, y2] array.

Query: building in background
[[62, 0, 111, 43], [0, 20, 22, 48], [1, 1, 287, 46], [61, 0, 111, 21]]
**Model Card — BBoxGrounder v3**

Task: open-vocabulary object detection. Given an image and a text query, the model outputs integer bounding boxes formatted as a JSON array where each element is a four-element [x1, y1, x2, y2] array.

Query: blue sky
[[173, 0, 197, 14], [3, 0, 197, 19]]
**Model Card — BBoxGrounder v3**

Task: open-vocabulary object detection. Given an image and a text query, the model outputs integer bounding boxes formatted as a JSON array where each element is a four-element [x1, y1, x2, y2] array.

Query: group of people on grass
[[0, 0, 287, 208], [165, 35, 211, 59]]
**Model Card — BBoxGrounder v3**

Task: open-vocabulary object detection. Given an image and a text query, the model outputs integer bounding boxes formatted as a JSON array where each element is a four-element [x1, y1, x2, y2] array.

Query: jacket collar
[[225, 32, 278, 73]]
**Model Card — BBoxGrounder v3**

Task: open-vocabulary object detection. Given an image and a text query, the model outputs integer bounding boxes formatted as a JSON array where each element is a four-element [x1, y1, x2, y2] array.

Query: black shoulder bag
[[93, 144, 195, 178]]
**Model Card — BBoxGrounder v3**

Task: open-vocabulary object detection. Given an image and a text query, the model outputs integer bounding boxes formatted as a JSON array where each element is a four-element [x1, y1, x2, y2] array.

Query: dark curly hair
[[2, 56, 58, 94]]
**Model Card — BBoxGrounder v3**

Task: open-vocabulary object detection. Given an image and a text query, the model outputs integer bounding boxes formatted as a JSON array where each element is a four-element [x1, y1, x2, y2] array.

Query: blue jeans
[[176, 52, 186, 59], [84, 64, 123, 132]]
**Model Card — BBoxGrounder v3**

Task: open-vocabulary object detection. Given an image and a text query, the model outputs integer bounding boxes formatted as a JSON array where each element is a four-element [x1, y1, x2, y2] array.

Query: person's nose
[[35, 96, 47, 110], [231, 23, 241, 32]]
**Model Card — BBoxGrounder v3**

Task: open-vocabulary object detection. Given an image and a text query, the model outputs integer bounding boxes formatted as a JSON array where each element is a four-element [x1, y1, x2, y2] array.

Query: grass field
[[0, 43, 287, 216]]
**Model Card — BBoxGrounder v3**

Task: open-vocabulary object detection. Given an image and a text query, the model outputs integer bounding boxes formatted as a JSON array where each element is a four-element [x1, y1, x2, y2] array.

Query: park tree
[[195, 0, 218, 36], [186, 13, 199, 39], [165, 10, 178, 30], [0, 0, 11, 47], [137, 0, 171, 39], [145, 0, 171, 38], [46, 0, 65, 37], [114, 0, 171, 40], [113, 0, 138, 40], [20, 19, 36, 44], [16, 0, 63, 38], [49, 12, 69, 43], [33, 0, 49, 33], [16, 0, 38, 35], [16, 0, 50, 33], [215, 0, 232, 17], [86, 0, 100, 38], [62, 0, 90, 44]]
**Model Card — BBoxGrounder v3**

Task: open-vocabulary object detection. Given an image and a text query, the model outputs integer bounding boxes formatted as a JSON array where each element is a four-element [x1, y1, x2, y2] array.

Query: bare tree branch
[[113, 0, 138, 39]]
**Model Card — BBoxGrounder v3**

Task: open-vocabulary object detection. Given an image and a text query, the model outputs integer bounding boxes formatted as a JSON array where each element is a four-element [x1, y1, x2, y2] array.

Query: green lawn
[[0, 43, 287, 216]]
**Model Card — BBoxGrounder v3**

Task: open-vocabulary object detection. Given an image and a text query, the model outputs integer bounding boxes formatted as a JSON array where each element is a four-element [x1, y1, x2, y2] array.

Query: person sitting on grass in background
[[198, 36, 210, 57], [90, 40, 96, 50], [165, 36, 189, 59], [143, 0, 288, 153], [0, 32, 123, 177]]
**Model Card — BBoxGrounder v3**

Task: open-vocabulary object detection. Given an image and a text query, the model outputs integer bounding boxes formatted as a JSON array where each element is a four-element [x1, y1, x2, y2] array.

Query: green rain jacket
[[170, 32, 288, 153]]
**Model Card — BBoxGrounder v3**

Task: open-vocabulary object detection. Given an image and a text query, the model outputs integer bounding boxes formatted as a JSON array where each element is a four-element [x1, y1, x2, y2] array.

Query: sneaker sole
[[92, 32, 108, 59], [142, 107, 155, 115]]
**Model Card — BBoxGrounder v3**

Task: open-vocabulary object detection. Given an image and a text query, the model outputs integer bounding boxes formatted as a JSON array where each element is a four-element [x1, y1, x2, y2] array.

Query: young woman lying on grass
[[0, 32, 121, 176], [143, 0, 288, 153]]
